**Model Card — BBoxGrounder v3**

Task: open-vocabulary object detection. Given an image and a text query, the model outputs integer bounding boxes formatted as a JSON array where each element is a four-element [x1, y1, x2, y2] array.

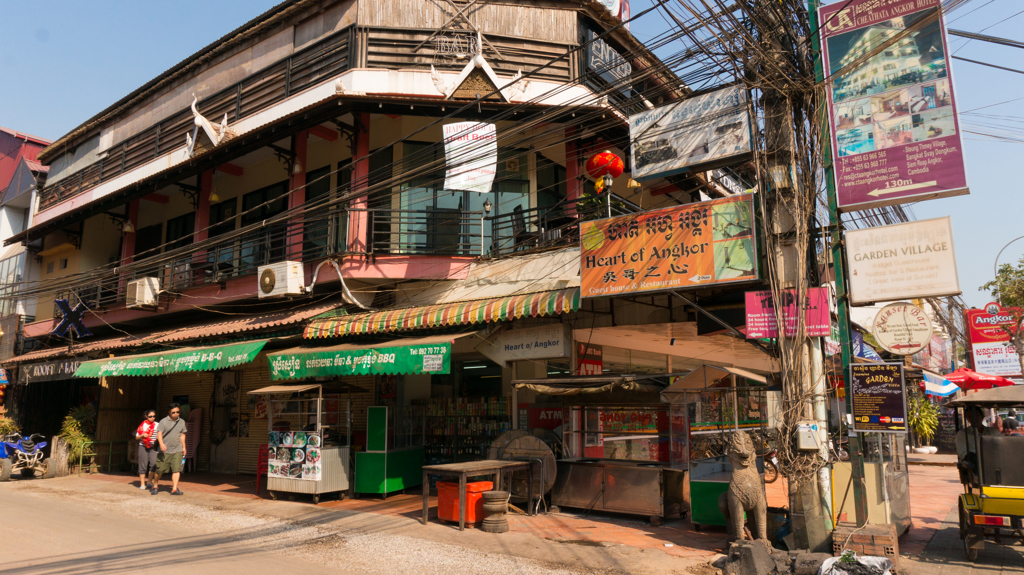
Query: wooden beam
[[216, 163, 244, 177], [308, 125, 338, 142], [142, 193, 170, 204], [650, 184, 680, 197]]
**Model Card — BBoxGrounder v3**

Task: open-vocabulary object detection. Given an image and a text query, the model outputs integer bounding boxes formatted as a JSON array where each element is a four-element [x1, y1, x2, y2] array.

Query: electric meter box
[[795, 421, 823, 450]]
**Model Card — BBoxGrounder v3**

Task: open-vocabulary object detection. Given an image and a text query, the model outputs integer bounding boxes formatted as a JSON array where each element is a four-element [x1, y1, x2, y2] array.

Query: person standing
[[152, 403, 187, 495], [135, 409, 159, 490]]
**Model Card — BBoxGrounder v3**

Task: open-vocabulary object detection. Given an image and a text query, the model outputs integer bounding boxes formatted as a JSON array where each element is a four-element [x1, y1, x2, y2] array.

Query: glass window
[[303, 165, 339, 258], [239, 181, 288, 271], [165, 213, 196, 251], [134, 224, 163, 260]]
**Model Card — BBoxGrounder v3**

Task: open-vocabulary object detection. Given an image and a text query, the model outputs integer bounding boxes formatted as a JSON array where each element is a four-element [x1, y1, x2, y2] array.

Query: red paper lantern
[[585, 150, 624, 180]]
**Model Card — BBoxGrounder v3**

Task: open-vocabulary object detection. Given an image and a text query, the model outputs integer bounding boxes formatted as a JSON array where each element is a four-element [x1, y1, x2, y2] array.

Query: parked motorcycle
[[0, 433, 55, 481], [763, 448, 780, 484]]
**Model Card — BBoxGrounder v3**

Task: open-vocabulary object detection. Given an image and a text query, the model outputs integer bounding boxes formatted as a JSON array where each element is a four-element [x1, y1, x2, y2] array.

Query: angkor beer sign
[[966, 303, 1021, 378], [819, 0, 968, 210], [846, 217, 960, 304], [580, 195, 757, 298], [850, 363, 907, 433]]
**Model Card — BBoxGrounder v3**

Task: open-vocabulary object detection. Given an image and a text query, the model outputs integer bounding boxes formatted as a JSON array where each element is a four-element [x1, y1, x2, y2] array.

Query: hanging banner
[[585, 28, 631, 96], [580, 194, 757, 298], [744, 288, 831, 339], [846, 217, 960, 304], [628, 86, 752, 181], [965, 303, 1021, 378], [850, 363, 907, 433], [819, 0, 968, 210], [575, 342, 604, 375], [442, 122, 497, 193], [74, 340, 267, 378], [476, 324, 570, 366], [268, 340, 452, 380]]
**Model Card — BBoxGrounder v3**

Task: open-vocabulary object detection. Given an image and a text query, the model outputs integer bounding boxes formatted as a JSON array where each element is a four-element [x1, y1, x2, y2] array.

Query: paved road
[[0, 479, 598, 575], [909, 509, 1024, 575]]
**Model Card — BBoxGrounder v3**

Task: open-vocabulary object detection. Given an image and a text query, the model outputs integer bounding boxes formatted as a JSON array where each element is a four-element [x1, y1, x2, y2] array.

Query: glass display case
[[354, 405, 426, 498]]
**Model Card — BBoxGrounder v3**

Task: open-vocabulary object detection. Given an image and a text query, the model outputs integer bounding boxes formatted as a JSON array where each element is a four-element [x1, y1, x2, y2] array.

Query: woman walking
[[136, 409, 159, 490]]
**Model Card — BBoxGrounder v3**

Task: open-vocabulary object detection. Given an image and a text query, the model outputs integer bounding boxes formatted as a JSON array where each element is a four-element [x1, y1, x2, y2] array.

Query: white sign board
[[443, 122, 497, 193], [971, 342, 1021, 379], [476, 324, 570, 366], [846, 217, 960, 305], [873, 302, 933, 356]]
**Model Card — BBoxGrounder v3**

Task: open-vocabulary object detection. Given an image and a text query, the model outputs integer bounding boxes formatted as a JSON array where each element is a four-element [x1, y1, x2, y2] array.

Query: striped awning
[[304, 287, 580, 338]]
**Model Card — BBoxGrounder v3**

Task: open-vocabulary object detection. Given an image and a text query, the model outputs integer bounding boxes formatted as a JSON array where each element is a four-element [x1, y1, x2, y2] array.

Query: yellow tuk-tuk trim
[[979, 487, 1024, 516]]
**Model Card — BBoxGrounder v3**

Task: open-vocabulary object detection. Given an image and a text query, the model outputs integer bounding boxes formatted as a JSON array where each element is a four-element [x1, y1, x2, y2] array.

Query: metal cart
[[248, 383, 353, 504]]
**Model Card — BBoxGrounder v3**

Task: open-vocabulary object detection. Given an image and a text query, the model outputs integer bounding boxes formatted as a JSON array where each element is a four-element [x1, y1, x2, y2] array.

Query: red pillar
[[349, 114, 371, 254], [565, 126, 581, 216], [195, 170, 213, 244], [118, 200, 140, 294], [288, 130, 308, 260]]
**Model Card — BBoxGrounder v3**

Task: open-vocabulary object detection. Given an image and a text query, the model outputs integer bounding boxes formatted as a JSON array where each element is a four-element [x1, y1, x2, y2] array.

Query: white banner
[[476, 324, 570, 366], [443, 122, 497, 193], [971, 342, 1021, 378], [846, 217, 960, 305]]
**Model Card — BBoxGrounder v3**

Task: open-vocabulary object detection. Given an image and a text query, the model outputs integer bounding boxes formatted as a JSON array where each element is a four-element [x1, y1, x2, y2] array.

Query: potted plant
[[0, 417, 18, 439], [59, 406, 96, 474], [908, 390, 939, 453]]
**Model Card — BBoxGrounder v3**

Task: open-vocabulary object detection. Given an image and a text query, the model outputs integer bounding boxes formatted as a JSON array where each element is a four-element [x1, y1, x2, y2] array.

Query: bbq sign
[[850, 363, 907, 433], [580, 195, 757, 298]]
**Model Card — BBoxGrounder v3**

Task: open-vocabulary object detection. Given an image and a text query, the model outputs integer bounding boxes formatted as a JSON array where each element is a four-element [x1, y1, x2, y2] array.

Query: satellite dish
[[260, 267, 277, 294]]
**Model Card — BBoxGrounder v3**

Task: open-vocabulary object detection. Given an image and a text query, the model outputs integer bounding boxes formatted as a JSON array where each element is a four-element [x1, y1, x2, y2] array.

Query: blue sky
[[1, 0, 1019, 309]]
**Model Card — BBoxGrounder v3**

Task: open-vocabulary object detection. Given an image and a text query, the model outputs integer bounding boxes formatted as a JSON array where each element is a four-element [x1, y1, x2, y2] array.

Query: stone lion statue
[[716, 431, 768, 543]]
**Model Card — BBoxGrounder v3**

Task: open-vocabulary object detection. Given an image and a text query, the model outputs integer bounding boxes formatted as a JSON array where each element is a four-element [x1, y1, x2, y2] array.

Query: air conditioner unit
[[126, 277, 160, 309], [257, 261, 305, 298]]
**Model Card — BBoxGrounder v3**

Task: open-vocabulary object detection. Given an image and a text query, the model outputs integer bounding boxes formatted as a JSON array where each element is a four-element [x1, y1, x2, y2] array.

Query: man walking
[[152, 403, 187, 495]]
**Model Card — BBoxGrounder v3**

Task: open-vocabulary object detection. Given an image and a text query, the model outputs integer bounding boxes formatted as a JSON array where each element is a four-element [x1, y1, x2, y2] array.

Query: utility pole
[[754, 0, 832, 552], [808, 0, 870, 527]]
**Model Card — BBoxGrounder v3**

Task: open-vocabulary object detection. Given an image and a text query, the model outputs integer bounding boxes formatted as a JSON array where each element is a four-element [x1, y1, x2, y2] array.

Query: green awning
[[74, 340, 268, 378], [267, 334, 473, 380]]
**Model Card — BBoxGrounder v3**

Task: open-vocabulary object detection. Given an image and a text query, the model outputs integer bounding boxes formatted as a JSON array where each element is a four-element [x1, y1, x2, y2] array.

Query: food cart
[[355, 405, 426, 498], [660, 365, 778, 530], [513, 375, 687, 524], [248, 383, 354, 503]]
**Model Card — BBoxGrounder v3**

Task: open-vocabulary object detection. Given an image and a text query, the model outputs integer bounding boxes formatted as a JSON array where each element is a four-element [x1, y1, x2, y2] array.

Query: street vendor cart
[[660, 365, 778, 530], [248, 383, 354, 503]]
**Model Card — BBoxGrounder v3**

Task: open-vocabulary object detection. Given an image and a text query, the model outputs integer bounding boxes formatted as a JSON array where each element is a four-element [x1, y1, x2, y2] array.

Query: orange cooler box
[[437, 481, 493, 524]]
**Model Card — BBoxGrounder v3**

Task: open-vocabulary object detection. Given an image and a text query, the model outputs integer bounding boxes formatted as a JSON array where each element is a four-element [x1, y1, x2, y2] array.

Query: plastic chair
[[255, 444, 269, 495], [184, 408, 203, 473]]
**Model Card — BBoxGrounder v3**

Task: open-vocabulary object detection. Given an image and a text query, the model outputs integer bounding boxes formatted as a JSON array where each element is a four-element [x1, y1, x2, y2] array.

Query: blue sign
[[51, 299, 93, 338]]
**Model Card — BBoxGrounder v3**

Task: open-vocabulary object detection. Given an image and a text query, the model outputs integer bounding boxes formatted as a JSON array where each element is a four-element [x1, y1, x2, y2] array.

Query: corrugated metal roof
[[24, 159, 48, 173], [6, 301, 340, 364]]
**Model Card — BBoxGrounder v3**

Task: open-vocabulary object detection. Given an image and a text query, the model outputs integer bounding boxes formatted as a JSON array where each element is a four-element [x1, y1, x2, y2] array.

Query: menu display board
[[850, 363, 908, 433], [267, 431, 322, 481]]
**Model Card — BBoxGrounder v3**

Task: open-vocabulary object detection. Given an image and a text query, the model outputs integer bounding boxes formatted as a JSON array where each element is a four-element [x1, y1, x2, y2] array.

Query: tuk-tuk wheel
[[959, 502, 978, 562]]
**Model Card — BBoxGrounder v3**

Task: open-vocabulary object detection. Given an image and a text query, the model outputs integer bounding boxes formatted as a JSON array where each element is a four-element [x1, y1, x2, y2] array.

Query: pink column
[[288, 130, 309, 260], [348, 113, 371, 254], [565, 126, 581, 216], [118, 200, 140, 295]]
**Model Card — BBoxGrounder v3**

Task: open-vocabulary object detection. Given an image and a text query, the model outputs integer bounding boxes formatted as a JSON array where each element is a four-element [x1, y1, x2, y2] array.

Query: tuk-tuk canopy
[[946, 385, 1024, 408]]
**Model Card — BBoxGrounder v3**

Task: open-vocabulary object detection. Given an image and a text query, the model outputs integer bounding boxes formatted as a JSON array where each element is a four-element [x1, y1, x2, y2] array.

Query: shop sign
[[268, 341, 452, 380], [267, 431, 322, 481], [442, 122, 496, 193], [580, 194, 757, 298], [17, 358, 83, 384], [75, 340, 267, 378], [872, 302, 932, 355], [819, 0, 969, 210], [965, 303, 1021, 377], [575, 342, 603, 375], [51, 299, 93, 338], [628, 86, 752, 181], [846, 217, 960, 304], [849, 363, 907, 433], [744, 288, 831, 339], [476, 324, 570, 366], [585, 28, 631, 96]]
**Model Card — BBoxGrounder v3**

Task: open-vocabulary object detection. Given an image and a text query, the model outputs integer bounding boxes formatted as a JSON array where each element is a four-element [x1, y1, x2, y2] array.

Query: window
[[46, 262, 54, 274], [304, 165, 345, 257], [209, 199, 237, 239], [165, 212, 196, 251], [59, 258, 68, 270], [134, 224, 163, 261], [239, 181, 288, 271]]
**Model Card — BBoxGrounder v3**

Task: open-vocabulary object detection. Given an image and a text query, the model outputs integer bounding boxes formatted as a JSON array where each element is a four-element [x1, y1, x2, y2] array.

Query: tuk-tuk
[[947, 386, 1024, 561]]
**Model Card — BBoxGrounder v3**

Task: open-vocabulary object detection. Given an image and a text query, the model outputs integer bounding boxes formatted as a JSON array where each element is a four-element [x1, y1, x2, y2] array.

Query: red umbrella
[[942, 368, 1016, 391]]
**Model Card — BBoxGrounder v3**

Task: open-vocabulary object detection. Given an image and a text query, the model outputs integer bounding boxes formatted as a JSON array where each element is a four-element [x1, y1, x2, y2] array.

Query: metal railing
[[76, 440, 133, 476], [357, 208, 484, 257], [486, 195, 639, 258]]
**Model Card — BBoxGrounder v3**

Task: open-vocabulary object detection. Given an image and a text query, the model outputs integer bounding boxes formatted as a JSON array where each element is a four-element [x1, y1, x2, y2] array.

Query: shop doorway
[[209, 372, 240, 474]]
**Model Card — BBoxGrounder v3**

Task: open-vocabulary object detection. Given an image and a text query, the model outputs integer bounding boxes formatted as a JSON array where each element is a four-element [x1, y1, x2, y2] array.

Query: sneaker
[[151, 488, 158, 495], [139, 484, 148, 490], [171, 489, 184, 496]]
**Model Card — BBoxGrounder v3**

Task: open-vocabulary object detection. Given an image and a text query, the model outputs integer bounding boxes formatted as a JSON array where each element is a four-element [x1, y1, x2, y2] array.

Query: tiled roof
[[6, 301, 339, 364]]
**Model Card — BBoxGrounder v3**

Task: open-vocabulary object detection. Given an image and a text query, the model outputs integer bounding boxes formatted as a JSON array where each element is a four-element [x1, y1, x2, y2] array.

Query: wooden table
[[421, 460, 533, 531]]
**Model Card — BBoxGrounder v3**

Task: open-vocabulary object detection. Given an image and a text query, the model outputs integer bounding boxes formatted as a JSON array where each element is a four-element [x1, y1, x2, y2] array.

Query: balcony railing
[[358, 208, 484, 257]]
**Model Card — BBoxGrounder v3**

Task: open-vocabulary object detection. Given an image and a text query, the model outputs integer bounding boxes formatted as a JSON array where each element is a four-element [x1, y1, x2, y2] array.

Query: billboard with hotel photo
[[819, 0, 969, 210]]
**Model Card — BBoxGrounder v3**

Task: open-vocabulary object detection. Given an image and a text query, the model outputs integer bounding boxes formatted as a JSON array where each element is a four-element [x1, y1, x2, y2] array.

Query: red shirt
[[137, 421, 158, 448]]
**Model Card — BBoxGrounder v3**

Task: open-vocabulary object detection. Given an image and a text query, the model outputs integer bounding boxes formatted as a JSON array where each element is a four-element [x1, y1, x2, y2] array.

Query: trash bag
[[819, 552, 893, 575]]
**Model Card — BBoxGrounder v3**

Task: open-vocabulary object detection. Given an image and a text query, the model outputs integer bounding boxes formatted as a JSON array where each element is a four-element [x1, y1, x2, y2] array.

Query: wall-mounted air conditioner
[[257, 261, 305, 298], [126, 277, 160, 309]]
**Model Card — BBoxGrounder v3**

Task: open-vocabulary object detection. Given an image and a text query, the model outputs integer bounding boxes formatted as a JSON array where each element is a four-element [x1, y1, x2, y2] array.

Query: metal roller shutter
[[158, 371, 216, 472]]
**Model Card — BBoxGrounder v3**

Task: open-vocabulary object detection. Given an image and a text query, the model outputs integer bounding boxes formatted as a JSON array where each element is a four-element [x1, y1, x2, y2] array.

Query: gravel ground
[[6, 481, 611, 575]]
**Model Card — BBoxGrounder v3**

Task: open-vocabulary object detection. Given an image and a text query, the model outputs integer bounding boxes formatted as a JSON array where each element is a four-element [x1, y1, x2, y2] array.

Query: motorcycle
[[0, 433, 56, 481], [763, 448, 780, 484]]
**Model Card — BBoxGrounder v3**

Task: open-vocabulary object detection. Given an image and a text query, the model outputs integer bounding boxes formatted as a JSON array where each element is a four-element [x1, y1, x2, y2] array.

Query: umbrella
[[942, 368, 1016, 391]]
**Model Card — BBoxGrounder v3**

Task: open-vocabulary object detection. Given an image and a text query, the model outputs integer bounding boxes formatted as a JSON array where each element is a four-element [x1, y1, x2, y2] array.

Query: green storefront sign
[[268, 341, 452, 380], [75, 340, 268, 378]]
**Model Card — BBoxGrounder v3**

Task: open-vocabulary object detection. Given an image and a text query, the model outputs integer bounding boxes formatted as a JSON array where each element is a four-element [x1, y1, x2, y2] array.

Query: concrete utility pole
[[754, 0, 832, 552]]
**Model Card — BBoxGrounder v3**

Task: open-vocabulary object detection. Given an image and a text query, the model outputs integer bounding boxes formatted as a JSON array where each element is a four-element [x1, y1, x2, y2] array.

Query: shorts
[[138, 444, 158, 475], [155, 451, 183, 475]]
